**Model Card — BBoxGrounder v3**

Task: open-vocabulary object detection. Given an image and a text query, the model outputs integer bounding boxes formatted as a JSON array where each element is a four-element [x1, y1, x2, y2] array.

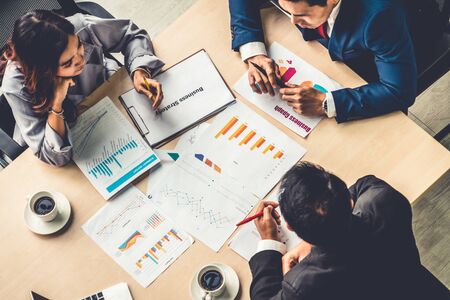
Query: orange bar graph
[[215, 117, 238, 138], [273, 151, 284, 159], [263, 144, 275, 154], [228, 124, 247, 140], [239, 130, 256, 145], [251, 137, 265, 150]]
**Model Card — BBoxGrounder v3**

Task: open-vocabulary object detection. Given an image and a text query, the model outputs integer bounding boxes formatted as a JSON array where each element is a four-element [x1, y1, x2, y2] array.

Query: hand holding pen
[[133, 69, 164, 109]]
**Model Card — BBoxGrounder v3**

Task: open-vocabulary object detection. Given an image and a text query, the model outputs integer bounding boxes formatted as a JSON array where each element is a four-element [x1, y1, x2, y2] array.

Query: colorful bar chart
[[88, 138, 138, 179], [118, 231, 143, 252], [280, 66, 297, 82], [215, 117, 238, 139], [135, 229, 184, 269], [274, 151, 284, 159], [215, 117, 285, 160], [228, 124, 247, 140], [195, 154, 222, 173], [239, 130, 256, 146], [300, 81, 328, 93], [146, 213, 165, 229], [263, 144, 275, 154], [251, 137, 265, 151]]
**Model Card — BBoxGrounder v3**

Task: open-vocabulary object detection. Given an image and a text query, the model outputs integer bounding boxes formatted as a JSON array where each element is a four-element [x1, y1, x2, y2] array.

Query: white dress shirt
[[239, 0, 342, 118], [256, 239, 287, 255]]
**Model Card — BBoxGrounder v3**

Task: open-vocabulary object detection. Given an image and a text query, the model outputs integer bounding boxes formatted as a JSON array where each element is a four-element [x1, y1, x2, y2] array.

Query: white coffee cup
[[27, 191, 59, 222], [196, 264, 226, 300]]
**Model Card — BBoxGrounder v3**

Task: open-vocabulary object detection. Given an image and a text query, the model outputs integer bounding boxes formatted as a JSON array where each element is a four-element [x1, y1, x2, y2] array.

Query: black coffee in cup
[[33, 196, 55, 215], [200, 270, 223, 291]]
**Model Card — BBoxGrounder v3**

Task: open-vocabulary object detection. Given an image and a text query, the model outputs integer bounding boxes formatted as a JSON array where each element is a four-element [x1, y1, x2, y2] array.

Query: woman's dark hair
[[0, 10, 75, 112], [279, 162, 352, 248]]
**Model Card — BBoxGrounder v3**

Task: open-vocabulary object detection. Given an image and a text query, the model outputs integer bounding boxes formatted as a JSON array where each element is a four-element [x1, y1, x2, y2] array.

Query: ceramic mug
[[196, 264, 226, 300], [27, 191, 59, 222]]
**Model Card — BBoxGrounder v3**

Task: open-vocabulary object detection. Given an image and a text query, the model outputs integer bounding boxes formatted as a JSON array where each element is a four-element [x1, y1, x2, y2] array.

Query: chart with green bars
[[83, 186, 193, 288]]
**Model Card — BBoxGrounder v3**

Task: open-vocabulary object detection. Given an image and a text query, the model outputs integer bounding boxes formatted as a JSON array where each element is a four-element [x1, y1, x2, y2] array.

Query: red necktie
[[316, 22, 329, 40]]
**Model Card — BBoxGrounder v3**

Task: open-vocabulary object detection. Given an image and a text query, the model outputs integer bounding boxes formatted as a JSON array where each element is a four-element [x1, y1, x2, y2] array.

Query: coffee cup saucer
[[190, 263, 240, 300], [24, 192, 71, 235]]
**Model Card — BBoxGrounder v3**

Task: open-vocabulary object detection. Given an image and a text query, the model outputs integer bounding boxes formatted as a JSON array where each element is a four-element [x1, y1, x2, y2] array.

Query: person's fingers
[[254, 72, 268, 94], [255, 201, 267, 213], [152, 82, 163, 109], [263, 205, 274, 221], [274, 64, 282, 81], [266, 68, 279, 92], [285, 82, 296, 88], [248, 72, 261, 94], [68, 78, 75, 87], [279, 87, 299, 96], [281, 94, 302, 102]]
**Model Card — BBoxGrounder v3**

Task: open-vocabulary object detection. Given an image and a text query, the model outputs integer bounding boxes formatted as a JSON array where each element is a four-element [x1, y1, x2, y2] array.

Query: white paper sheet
[[229, 187, 302, 261], [149, 102, 306, 251], [146, 149, 180, 196], [234, 42, 342, 137], [120, 50, 235, 147], [82, 186, 193, 287], [174, 123, 210, 152], [71, 97, 160, 199]]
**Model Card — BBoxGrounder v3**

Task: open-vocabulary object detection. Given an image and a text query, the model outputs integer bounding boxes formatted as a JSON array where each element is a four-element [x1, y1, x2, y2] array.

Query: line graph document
[[71, 97, 160, 199], [229, 187, 302, 261], [234, 42, 342, 137], [150, 157, 259, 252], [83, 186, 193, 287], [149, 103, 305, 251]]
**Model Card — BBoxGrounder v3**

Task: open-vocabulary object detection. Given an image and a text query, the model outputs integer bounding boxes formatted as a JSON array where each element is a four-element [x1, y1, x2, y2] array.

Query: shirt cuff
[[128, 55, 165, 78], [257, 239, 287, 255], [44, 122, 72, 152], [325, 92, 337, 118], [239, 42, 267, 62]]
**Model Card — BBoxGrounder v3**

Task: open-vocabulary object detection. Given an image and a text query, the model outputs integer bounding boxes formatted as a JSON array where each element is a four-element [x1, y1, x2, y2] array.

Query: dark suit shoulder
[[283, 248, 353, 299]]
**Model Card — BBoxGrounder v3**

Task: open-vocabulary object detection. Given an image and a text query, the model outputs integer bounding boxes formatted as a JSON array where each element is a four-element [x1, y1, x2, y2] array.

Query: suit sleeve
[[249, 250, 299, 299], [229, 0, 266, 51], [332, 8, 417, 123], [79, 14, 164, 77]]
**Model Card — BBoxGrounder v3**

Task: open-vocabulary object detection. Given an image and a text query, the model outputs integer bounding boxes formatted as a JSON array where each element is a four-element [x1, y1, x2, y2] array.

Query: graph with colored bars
[[215, 117, 284, 159], [194, 154, 221, 173], [146, 212, 165, 229], [118, 231, 143, 252], [277, 59, 328, 93], [87, 135, 139, 179], [135, 229, 183, 268]]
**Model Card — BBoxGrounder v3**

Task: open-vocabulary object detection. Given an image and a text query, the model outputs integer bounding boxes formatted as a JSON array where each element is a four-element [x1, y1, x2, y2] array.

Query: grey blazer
[[1, 14, 164, 166]]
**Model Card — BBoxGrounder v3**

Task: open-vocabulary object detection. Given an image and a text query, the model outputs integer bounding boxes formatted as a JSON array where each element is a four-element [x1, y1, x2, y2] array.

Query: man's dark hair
[[279, 162, 352, 248], [284, 0, 328, 7]]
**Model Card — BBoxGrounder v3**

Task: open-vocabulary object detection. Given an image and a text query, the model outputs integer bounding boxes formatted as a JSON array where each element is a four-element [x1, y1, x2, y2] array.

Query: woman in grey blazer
[[0, 10, 164, 166]]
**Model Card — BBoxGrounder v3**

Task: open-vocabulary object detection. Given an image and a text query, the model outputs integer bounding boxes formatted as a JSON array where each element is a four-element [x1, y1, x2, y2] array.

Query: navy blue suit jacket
[[229, 0, 417, 123]]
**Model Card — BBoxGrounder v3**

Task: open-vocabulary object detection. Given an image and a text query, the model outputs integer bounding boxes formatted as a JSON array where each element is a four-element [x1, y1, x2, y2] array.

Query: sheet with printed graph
[[234, 42, 342, 137], [229, 186, 302, 261], [82, 186, 193, 287], [149, 102, 306, 251], [71, 97, 160, 200]]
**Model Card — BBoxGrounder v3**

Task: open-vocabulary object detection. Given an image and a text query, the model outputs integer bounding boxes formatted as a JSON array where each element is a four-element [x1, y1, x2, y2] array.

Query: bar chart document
[[83, 186, 193, 287], [234, 42, 342, 137], [71, 97, 160, 200], [149, 103, 305, 251], [229, 187, 302, 261]]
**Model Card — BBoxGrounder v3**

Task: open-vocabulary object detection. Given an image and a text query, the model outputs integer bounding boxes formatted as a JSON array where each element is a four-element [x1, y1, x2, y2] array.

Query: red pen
[[236, 210, 274, 226]]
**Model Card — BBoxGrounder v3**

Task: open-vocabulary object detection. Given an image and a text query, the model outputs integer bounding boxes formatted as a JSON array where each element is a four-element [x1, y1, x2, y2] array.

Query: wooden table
[[1, 0, 449, 299]]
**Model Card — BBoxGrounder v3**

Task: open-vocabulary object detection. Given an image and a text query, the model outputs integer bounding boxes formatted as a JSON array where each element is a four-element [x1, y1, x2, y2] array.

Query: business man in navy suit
[[229, 0, 417, 123]]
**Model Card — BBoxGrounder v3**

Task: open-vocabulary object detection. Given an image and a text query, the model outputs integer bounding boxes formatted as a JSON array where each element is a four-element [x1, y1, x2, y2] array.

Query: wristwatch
[[322, 98, 328, 115]]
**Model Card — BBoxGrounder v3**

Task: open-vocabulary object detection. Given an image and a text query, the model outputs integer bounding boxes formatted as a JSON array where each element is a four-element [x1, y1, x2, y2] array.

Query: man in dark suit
[[229, 0, 417, 122], [249, 162, 448, 299]]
